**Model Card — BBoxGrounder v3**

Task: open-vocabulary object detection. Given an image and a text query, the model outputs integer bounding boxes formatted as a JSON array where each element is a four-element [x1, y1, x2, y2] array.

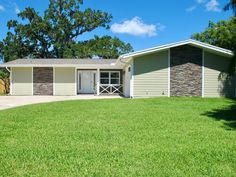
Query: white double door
[[78, 71, 96, 94]]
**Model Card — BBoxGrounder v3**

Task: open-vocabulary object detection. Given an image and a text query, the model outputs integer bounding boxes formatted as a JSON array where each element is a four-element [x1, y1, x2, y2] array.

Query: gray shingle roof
[[0, 59, 118, 67]]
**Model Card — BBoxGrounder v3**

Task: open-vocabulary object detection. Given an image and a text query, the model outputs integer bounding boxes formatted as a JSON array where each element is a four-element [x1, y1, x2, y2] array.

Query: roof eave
[[0, 64, 123, 69]]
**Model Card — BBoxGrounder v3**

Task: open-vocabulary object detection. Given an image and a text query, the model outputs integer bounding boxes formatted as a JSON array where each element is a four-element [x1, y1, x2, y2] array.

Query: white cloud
[[0, 2, 20, 14], [188, 0, 221, 13], [197, 0, 206, 4], [14, 3, 20, 14], [0, 5, 5, 12], [205, 0, 221, 12], [111, 17, 162, 37], [186, 6, 197, 12]]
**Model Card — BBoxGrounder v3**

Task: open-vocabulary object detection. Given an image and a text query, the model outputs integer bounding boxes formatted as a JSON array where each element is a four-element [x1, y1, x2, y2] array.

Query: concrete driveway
[[0, 95, 122, 110]]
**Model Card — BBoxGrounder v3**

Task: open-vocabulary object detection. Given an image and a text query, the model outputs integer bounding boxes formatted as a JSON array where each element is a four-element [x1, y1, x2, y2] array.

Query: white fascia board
[[189, 41, 233, 56]]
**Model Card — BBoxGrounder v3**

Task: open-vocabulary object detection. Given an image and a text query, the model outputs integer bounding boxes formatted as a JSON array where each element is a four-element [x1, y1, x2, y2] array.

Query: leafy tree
[[224, 0, 236, 16], [0, 8, 53, 62], [192, 17, 236, 74], [63, 35, 133, 59], [0, 0, 132, 61], [45, 0, 112, 58]]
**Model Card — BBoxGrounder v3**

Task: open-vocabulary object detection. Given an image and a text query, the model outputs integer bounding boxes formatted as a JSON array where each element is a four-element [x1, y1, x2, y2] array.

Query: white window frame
[[100, 71, 120, 86]]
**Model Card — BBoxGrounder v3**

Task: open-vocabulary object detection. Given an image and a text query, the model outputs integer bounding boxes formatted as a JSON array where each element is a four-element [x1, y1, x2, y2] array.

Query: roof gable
[[119, 39, 234, 60]]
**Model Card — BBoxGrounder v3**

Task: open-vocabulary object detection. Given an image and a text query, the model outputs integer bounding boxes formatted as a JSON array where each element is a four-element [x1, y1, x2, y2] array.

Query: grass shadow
[[202, 99, 236, 130]]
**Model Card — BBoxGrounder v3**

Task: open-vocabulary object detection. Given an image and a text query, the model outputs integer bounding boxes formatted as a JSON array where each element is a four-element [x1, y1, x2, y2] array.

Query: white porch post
[[130, 60, 134, 98], [97, 68, 100, 95], [202, 50, 205, 98], [168, 49, 170, 97]]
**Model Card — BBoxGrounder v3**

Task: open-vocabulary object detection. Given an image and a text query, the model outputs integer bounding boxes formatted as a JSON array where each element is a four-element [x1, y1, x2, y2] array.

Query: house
[[0, 39, 235, 98]]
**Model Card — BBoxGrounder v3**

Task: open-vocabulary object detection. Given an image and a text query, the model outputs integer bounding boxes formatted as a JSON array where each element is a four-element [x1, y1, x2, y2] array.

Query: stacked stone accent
[[33, 67, 53, 95], [170, 45, 202, 96]]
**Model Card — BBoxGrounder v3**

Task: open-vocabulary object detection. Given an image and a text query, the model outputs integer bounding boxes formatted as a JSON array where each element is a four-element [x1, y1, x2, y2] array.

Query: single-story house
[[0, 39, 235, 98]]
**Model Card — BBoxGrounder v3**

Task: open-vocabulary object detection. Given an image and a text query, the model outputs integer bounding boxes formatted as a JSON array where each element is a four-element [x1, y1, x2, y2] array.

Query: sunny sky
[[0, 0, 233, 51]]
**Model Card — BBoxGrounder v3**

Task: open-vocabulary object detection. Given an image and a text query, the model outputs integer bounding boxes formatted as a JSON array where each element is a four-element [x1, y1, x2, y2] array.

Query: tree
[[0, 8, 53, 62], [224, 0, 236, 16], [63, 35, 133, 59], [0, 0, 132, 61], [44, 0, 112, 58], [192, 17, 236, 74]]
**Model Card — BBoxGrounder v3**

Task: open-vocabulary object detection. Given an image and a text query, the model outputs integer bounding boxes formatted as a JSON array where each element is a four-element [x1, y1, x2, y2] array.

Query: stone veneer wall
[[33, 67, 53, 95], [170, 45, 202, 96]]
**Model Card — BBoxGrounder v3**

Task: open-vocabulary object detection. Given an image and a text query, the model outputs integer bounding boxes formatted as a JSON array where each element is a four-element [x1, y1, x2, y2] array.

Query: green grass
[[0, 98, 236, 176]]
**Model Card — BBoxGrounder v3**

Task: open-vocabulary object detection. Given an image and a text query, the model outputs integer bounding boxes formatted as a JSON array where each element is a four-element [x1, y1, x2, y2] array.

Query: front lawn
[[0, 98, 235, 176]]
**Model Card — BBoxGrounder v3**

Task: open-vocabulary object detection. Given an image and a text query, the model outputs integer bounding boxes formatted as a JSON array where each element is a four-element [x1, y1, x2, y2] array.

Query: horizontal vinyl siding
[[204, 52, 235, 97], [133, 50, 168, 97], [55, 67, 76, 96], [12, 67, 32, 95]]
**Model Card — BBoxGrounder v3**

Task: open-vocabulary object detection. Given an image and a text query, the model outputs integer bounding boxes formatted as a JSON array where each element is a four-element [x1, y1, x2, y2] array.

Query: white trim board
[[74, 67, 77, 96], [202, 50, 205, 98], [53, 67, 55, 96], [96, 68, 100, 96], [168, 49, 170, 97], [130, 60, 134, 98], [32, 67, 34, 95]]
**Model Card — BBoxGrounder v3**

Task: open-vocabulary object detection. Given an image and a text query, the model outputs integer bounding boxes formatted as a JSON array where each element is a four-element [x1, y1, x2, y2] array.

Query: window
[[100, 71, 120, 85]]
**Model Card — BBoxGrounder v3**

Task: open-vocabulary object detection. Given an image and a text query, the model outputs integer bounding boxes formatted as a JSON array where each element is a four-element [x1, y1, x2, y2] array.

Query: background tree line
[[0, 0, 133, 62], [192, 0, 236, 74]]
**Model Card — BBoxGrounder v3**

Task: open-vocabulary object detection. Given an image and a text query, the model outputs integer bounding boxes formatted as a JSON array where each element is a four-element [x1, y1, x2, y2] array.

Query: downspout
[[5, 67, 11, 73]]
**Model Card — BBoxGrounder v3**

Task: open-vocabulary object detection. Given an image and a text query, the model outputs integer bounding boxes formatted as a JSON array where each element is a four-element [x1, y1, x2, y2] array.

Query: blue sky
[[0, 0, 233, 51]]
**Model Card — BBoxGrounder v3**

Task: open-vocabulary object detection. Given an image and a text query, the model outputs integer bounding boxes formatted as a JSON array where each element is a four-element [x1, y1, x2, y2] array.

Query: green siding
[[133, 50, 168, 97], [204, 51, 235, 97]]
